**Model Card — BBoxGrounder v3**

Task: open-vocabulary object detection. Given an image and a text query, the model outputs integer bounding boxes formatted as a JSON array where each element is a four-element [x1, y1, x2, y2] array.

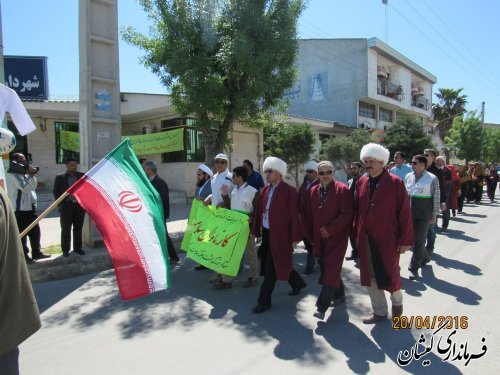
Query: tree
[[264, 120, 315, 188], [122, 0, 304, 166], [382, 114, 434, 159], [445, 111, 483, 163], [321, 129, 371, 176], [432, 88, 467, 141], [483, 128, 500, 163]]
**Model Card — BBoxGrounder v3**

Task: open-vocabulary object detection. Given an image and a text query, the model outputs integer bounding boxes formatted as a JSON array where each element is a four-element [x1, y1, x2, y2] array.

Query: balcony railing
[[377, 78, 403, 101], [412, 95, 429, 110]]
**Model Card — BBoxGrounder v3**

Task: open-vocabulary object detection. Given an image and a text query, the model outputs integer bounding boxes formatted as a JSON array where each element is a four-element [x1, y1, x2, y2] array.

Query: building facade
[[285, 38, 437, 136]]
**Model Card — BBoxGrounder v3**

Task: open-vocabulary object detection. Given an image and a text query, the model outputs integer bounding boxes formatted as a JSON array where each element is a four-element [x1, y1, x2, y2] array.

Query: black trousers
[[60, 202, 85, 253], [257, 228, 306, 307], [303, 238, 315, 271], [457, 182, 468, 212], [409, 218, 430, 271], [315, 280, 345, 313], [473, 182, 483, 203], [486, 182, 497, 201], [167, 231, 179, 261], [15, 210, 41, 257]]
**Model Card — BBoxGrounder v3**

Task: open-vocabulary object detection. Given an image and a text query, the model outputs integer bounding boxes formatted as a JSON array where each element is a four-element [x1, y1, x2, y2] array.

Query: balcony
[[377, 78, 403, 101], [412, 95, 429, 110]]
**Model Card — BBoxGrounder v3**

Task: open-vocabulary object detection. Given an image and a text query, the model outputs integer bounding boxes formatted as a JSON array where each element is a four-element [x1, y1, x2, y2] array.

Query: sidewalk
[[28, 202, 192, 282]]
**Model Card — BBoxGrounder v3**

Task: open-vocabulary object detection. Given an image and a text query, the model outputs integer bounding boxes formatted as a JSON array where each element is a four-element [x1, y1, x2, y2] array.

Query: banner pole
[[19, 192, 69, 238]]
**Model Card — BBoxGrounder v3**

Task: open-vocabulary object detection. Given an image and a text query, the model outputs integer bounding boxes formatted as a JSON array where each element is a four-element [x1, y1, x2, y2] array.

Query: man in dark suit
[[53, 158, 86, 257], [143, 160, 180, 264]]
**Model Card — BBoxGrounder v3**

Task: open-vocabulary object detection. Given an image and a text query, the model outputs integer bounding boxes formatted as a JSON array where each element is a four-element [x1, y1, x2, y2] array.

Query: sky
[[2, 0, 500, 123]]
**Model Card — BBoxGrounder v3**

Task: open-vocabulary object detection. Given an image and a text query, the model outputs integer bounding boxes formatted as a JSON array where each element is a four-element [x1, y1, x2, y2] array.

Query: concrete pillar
[[79, 0, 121, 246]]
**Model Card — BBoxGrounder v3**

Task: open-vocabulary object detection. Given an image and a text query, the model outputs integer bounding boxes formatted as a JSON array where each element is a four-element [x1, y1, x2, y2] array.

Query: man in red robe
[[251, 156, 307, 314], [354, 143, 414, 324], [307, 161, 353, 320], [298, 160, 319, 275]]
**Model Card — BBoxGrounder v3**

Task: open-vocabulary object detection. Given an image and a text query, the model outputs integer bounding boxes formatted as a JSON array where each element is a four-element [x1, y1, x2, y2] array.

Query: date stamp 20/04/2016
[[392, 315, 468, 330]]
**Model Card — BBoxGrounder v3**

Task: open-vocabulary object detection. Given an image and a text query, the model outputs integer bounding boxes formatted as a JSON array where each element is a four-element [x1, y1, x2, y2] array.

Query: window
[[55, 122, 79, 164], [7, 121, 28, 157], [359, 102, 376, 119], [161, 118, 205, 162], [379, 107, 393, 122]]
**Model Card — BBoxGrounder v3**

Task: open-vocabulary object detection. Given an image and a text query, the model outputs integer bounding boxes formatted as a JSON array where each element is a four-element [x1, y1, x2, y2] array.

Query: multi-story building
[[285, 37, 437, 136]]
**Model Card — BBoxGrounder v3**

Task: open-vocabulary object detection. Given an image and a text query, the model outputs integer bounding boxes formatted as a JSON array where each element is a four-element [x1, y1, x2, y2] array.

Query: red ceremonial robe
[[354, 170, 414, 293], [447, 165, 461, 210], [298, 178, 319, 240], [252, 181, 301, 281], [307, 181, 354, 288]]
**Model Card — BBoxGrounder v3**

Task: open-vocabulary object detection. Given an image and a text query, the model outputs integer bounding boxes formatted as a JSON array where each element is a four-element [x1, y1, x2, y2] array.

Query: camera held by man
[[8, 153, 39, 175]]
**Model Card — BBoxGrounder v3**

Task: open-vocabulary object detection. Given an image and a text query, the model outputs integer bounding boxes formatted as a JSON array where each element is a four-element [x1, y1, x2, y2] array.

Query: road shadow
[[448, 217, 477, 224], [459, 212, 487, 219], [438, 229, 479, 242], [420, 266, 481, 305], [315, 306, 385, 374], [370, 323, 462, 374], [32, 272, 98, 313], [431, 253, 482, 276]]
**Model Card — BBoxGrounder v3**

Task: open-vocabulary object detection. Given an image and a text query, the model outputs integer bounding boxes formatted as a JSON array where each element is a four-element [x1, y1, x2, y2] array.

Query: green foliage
[[432, 87, 467, 141], [445, 112, 483, 163], [122, 0, 304, 162], [264, 121, 315, 188], [321, 129, 371, 175], [382, 115, 434, 159], [483, 128, 500, 163]]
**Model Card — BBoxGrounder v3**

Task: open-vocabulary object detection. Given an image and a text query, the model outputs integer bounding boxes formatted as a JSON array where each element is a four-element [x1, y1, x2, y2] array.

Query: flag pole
[[19, 192, 70, 239]]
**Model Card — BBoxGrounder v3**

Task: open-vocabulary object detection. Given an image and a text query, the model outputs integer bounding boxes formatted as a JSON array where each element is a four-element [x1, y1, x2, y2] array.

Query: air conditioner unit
[[141, 124, 155, 134]]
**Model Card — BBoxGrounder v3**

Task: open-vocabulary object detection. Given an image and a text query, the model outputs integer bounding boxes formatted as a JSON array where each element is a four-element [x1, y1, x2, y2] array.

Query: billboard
[[4, 56, 49, 99]]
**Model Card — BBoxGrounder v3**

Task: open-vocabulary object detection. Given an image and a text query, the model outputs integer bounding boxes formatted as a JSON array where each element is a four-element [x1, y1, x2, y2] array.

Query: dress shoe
[[214, 281, 232, 290], [32, 252, 50, 260], [331, 295, 346, 306], [169, 258, 180, 265], [25, 255, 34, 263], [288, 284, 307, 296], [408, 269, 419, 280], [392, 305, 403, 318], [243, 277, 258, 288], [73, 249, 86, 256], [313, 310, 325, 320], [252, 304, 271, 314], [362, 313, 387, 324], [195, 265, 207, 271], [62, 252, 70, 258]]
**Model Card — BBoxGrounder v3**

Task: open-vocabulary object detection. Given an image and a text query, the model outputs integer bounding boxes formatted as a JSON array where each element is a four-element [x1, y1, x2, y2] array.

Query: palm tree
[[432, 88, 468, 141]]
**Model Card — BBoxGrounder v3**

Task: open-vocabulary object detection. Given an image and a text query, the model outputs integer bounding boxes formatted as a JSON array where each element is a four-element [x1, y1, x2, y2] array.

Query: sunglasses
[[215, 160, 227, 164], [264, 169, 274, 174], [306, 169, 316, 173], [318, 170, 333, 176]]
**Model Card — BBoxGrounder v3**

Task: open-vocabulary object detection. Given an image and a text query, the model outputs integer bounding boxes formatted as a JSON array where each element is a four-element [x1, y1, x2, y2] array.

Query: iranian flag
[[68, 140, 170, 300]]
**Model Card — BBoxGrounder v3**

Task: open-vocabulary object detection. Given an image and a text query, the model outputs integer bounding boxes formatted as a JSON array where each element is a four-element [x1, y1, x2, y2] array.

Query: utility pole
[[382, 0, 388, 43], [480, 101, 485, 161]]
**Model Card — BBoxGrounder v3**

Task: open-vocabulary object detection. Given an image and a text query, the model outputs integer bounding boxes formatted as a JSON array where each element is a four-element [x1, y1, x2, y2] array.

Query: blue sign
[[4, 56, 49, 100]]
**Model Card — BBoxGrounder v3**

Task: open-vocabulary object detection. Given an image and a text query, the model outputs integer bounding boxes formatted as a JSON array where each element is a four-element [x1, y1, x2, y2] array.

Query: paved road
[[20, 198, 500, 374]]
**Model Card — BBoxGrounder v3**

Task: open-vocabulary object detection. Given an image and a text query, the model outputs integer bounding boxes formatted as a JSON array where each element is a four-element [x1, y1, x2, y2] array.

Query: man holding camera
[[7, 153, 49, 262]]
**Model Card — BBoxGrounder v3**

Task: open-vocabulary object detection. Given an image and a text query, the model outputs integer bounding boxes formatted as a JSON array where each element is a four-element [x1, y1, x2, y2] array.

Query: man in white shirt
[[215, 166, 260, 289], [205, 153, 234, 207]]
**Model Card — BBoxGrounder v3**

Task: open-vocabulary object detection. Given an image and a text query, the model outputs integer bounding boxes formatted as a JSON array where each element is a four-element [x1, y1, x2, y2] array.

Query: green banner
[[60, 129, 80, 152], [181, 200, 250, 276], [123, 127, 184, 155]]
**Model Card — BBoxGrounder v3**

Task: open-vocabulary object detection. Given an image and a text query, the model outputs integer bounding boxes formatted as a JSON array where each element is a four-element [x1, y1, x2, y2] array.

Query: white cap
[[304, 160, 319, 171], [198, 164, 214, 178], [263, 156, 287, 177], [360, 143, 390, 166], [214, 153, 228, 161]]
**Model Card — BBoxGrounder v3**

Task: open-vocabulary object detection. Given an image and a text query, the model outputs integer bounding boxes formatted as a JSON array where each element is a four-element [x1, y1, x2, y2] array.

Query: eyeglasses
[[232, 175, 239, 179], [264, 169, 274, 174], [424, 154, 432, 157], [411, 161, 419, 165], [214, 160, 227, 164], [318, 170, 333, 176], [306, 169, 315, 173]]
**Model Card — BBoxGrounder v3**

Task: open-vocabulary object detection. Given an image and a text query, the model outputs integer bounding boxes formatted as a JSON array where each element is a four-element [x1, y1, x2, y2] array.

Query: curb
[[28, 234, 184, 283]]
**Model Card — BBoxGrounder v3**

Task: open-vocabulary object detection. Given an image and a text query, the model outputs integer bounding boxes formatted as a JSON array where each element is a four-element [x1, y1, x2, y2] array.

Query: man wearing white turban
[[354, 143, 414, 323]]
